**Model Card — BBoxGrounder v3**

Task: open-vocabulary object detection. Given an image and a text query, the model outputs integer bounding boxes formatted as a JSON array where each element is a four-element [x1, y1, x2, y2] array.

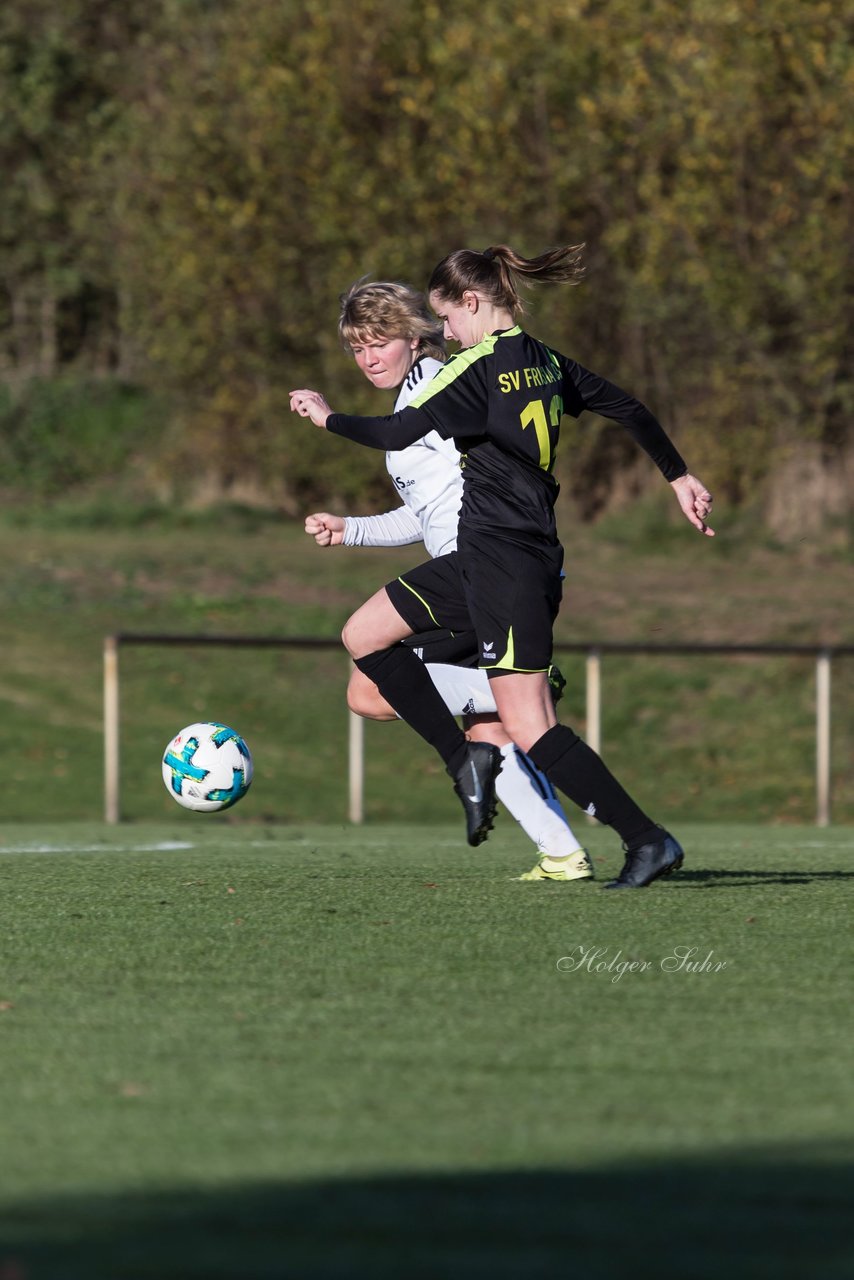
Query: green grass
[[0, 822, 852, 1277], [1, 514, 853, 824]]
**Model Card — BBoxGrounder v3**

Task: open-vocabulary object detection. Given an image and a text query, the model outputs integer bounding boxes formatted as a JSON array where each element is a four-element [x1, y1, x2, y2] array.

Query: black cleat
[[602, 831, 684, 889], [450, 742, 503, 847]]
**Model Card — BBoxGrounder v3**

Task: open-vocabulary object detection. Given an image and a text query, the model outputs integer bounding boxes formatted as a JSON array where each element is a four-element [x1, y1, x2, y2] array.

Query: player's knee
[[346, 670, 395, 721], [345, 682, 368, 716], [342, 613, 381, 661], [495, 713, 548, 754], [341, 615, 360, 658], [345, 668, 371, 714]]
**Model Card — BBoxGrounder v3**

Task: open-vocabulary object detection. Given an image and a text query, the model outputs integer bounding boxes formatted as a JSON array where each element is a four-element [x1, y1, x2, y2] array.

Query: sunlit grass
[[0, 822, 851, 1277]]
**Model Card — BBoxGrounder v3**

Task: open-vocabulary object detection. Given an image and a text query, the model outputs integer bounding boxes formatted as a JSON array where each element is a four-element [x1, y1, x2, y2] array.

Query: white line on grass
[[0, 841, 195, 855]]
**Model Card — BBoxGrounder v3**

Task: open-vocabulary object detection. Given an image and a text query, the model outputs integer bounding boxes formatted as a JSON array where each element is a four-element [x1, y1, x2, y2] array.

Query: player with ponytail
[[292, 244, 714, 887]]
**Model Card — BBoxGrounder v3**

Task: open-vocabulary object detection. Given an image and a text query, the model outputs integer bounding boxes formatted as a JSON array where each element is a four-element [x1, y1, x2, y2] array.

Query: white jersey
[[342, 357, 462, 559]]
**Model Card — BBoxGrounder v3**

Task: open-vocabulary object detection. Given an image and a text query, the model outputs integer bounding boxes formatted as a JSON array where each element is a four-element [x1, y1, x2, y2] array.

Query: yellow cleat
[[517, 849, 594, 882]]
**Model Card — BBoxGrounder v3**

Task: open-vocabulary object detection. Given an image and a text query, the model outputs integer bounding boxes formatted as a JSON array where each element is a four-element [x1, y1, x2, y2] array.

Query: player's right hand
[[290, 389, 333, 426], [305, 512, 345, 547]]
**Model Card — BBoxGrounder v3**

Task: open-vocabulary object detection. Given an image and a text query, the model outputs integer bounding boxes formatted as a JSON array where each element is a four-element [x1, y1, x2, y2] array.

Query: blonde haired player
[[305, 278, 592, 881]]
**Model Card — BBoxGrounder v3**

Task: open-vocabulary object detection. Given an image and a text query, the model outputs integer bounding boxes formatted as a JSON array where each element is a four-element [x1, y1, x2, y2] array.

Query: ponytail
[[428, 243, 585, 315]]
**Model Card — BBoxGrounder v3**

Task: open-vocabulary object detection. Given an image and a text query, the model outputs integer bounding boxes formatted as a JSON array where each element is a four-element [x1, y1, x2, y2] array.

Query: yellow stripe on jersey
[[409, 327, 523, 410]]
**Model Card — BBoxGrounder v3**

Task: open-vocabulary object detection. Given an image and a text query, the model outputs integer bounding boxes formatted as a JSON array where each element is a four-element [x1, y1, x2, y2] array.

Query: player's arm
[[343, 506, 424, 548], [305, 504, 424, 549], [562, 359, 714, 536], [326, 404, 431, 451], [290, 388, 430, 451]]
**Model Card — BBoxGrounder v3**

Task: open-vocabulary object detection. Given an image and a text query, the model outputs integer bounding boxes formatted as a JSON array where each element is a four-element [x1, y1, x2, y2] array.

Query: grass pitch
[[0, 821, 852, 1278], [3, 516, 853, 826]]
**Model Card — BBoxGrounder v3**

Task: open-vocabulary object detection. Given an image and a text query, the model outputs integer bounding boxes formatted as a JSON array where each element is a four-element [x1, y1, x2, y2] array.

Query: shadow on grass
[[675, 868, 854, 888], [1, 1142, 851, 1279]]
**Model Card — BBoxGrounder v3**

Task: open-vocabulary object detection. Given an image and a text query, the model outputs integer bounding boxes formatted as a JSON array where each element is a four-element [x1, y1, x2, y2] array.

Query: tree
[[2, 0, 850, 534]]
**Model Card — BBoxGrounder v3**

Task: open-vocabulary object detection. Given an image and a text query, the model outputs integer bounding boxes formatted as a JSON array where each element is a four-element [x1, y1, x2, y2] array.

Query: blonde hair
[[338, 279, 446, 361], [427, 243, 585, 316]]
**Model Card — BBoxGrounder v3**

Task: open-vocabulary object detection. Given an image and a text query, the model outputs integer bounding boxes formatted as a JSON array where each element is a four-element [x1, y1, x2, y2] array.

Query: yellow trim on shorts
[[481, 666, 549, 673], [494, 626, 516, 670], [397, 577, 442, 627], [480, 627, 549, 673]]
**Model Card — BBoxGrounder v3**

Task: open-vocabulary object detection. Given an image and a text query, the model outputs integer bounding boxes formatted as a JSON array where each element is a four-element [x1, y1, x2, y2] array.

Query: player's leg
[[489, 670, 683, 888], [341, 584, 415, 656], [347, 627, 490, 722], [347, 557, 502, 846], [348, 634, 590, 876], [343, 584, 467, 758], [346, 662, 491, 721], [346, 667, 398, 720], [464, 713, 592, 880], [422, 640, 590, 876], [464, 536, 682, 888]]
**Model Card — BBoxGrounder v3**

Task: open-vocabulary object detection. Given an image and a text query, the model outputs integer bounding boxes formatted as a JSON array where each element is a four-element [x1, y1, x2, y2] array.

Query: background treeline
[[1, 0, 851, 538]]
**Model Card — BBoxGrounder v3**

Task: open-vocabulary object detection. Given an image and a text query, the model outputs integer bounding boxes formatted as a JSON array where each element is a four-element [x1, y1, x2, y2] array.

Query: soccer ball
[[162, 722, 253, 812]]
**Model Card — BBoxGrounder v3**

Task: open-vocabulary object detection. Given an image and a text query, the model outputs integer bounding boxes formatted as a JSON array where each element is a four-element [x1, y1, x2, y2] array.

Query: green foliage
[[0, 0, 147, 374], [0, 0, 851, 520], [0, 377, 160, 496], [570, 0, 853, 485]]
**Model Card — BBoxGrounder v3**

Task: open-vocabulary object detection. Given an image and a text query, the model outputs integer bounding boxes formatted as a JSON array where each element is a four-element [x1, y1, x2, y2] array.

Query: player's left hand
[[290, 389, 333, 428], [671, 473, 715, 537]]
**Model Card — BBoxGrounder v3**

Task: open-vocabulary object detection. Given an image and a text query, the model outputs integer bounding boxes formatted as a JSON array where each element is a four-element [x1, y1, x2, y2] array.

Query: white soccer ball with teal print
[[162, 722, 253, 812]]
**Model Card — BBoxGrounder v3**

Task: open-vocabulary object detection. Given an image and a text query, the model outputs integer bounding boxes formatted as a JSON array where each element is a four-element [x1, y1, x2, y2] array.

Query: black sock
[[355, 646, 468, 771], [528, 724, 660, 847]]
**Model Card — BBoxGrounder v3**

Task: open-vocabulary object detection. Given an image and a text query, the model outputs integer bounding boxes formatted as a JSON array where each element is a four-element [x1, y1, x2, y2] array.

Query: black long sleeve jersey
[[327, 325, 687, 549]]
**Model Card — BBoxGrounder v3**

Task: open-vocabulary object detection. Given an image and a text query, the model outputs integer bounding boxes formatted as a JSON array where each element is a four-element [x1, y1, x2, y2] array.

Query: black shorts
[[385, 552, 472, 634], [385, 540, 563, 674]]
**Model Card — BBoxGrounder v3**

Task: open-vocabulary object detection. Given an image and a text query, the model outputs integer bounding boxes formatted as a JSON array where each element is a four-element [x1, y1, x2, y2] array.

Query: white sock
[[422, 663, 498, 716], [495, 744, 585, 859]]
